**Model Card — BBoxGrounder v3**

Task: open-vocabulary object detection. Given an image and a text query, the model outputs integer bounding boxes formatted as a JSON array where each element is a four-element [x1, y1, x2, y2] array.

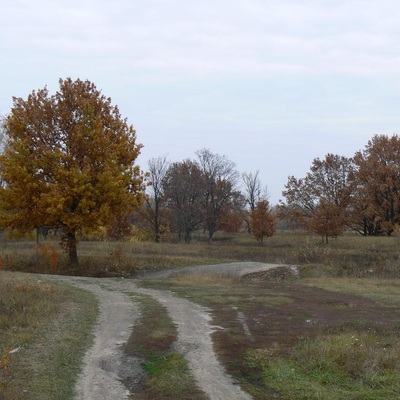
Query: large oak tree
[[0, 78, 144, 265]]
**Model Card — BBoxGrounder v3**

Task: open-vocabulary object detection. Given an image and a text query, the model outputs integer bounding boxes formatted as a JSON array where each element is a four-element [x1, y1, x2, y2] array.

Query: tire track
[[45, 263, 285, 399]]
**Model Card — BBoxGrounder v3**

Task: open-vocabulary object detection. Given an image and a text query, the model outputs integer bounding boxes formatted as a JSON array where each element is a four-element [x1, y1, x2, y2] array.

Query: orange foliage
[[220, 208, 244, 233], [251, 200, 275, 244], [281, 153, 352, 238], [308, 201, 346, 243], [352, 134, 400, 236], [35, 243, 59, 270], [0, 78, 144, 264]]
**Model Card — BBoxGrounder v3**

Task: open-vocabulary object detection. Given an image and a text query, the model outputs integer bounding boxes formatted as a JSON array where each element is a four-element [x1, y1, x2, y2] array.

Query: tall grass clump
[[293, 236, 335, 264]]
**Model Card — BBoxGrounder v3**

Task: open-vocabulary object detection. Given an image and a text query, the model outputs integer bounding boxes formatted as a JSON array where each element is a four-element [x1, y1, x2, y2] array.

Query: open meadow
[[1, 231, 400, 399]]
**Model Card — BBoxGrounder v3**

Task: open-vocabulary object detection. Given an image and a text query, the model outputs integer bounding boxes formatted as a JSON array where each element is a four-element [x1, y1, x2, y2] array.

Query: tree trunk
[[184, 228, 192, 244], [66, 231, 79, 266], [155, 228, 160, 243], [154, 201, 160, 243]]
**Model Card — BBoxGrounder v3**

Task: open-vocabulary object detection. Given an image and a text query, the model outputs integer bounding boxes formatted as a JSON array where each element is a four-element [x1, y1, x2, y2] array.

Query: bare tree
[[163, 159, 205, 243], [196, 148, 239, 242], [242, 170, 268, 211], [0, 116, 6, 151], [241, 170, 269, 232], [143, 155, 170, 242], [0, 116, 7, 188]]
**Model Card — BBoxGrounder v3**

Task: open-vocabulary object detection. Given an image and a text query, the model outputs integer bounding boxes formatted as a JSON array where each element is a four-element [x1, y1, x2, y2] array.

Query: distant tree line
[[136, 150, 275, 244], [280, 134, 400, 242]]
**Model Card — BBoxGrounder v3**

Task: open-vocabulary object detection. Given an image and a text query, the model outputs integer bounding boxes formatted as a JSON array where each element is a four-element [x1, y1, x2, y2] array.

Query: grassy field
[[1, 230, 400, 278], [1, 231, 400, 399]]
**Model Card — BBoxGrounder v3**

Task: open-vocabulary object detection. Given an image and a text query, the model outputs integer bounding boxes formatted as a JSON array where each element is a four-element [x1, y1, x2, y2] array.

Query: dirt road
[[47, 262, 287, 399]]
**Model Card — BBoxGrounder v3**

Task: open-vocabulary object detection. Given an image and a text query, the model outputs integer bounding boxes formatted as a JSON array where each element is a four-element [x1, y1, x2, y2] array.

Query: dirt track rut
[[47, 262, 286, 399]]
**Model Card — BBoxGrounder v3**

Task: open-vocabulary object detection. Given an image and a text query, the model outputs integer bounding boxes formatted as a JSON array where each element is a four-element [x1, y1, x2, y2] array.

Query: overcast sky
[[2, 0, 400, 203]]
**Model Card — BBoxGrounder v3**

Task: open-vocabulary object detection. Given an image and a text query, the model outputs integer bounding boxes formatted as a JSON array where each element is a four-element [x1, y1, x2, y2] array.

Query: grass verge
[[0, 271, 98, 399], [125, 293, 207, 400]]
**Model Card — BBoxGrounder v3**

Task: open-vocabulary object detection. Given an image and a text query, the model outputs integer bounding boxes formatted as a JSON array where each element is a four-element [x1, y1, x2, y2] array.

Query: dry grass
[[301, 278, 400, 307], [2, 230, 400, 278], [0, 271, 98, 399]]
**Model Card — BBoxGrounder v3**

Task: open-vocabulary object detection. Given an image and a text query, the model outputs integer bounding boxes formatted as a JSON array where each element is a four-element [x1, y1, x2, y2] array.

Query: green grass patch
[[247, 330, 400, 399], [126, 293, 207, 400], [144, 353, 206, 400], [0, 271, 98, 399]]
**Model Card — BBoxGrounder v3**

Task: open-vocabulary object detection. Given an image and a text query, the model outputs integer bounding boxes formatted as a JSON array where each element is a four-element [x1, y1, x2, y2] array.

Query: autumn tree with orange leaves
[[0, 78, 144, 265], [308, 201, 347, 243], [251, 200, 275, 244], [351, 134, 400, 236], [281, 153, 353, 240]]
